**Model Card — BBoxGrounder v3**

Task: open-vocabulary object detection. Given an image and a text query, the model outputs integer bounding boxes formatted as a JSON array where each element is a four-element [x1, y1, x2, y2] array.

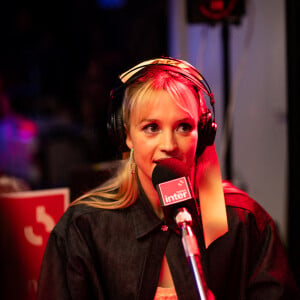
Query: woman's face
[[126, 89, 199, 193]]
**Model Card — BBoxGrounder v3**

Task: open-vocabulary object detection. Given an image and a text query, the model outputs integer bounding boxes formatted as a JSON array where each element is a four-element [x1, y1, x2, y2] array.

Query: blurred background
[[0, 0, 299, 287]]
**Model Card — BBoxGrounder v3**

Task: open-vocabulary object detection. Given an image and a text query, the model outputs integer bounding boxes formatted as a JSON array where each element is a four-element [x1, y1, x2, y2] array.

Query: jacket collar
[[129, 185, 164, 239]]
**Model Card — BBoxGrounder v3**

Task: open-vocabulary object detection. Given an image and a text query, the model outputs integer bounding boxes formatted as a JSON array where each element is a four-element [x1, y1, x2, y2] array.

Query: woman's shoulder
[[223, 180, 264, 210], [52, 199, 126, 238], [222, 180, 273, 232]]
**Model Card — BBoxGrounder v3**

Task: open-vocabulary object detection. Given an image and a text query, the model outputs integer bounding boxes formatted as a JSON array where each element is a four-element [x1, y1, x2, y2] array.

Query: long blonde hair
[[71, 64, 204, 209]]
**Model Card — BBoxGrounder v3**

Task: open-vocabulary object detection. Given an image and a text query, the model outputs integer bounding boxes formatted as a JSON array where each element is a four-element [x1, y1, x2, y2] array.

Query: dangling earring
[[129, 148, 136, 174]]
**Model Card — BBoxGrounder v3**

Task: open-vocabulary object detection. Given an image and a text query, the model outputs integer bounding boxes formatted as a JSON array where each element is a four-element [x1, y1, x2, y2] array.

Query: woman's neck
[[138, 173, 164, 219], [146, 185, 164, 219]]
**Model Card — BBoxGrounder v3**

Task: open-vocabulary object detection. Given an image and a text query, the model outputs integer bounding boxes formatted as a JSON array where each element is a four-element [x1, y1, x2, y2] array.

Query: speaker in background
[[187, 0, 246, 25]]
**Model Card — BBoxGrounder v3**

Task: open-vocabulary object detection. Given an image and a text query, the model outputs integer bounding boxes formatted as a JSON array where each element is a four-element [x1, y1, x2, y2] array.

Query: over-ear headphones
[[107, 57, 217, 158]]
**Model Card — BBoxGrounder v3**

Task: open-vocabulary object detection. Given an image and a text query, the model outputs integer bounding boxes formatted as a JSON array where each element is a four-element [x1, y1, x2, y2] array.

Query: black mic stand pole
[[175, 208, 212, 300]]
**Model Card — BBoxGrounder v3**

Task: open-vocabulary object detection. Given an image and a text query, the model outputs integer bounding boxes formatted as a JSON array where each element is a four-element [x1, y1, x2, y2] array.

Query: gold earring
[[129, 148, 136, 174]]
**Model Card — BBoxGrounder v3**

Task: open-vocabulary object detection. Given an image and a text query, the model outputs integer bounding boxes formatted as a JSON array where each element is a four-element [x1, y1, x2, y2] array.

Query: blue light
[[97, 0, 126, 9]]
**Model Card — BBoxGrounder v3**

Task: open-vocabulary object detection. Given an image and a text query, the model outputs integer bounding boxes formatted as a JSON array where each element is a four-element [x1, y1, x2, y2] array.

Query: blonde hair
[[71, 159, 138, 209], [71, 65, 204, 209]]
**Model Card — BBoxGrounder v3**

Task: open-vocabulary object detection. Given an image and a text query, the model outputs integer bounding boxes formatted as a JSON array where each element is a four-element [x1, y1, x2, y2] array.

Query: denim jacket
[[37, 184, 300, 299]]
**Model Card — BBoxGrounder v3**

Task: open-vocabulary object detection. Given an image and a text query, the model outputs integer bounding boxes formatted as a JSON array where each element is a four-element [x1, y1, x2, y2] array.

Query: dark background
[[286, 0, 300, 289], [0, 0, 168, 191]]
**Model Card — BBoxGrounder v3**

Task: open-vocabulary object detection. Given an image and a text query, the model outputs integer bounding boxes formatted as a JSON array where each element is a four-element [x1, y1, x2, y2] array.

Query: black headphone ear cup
[[108, 107, 128, 154], [107, 83, 129, 156], [196, 109, 217, 157]]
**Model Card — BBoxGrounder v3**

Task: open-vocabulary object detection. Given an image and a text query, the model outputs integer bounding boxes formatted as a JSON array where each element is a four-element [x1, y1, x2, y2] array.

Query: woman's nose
[[159, 130, 177, 152]]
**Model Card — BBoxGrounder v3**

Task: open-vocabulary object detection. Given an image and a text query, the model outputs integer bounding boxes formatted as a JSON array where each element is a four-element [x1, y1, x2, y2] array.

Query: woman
[[37, 58, 299, 299]]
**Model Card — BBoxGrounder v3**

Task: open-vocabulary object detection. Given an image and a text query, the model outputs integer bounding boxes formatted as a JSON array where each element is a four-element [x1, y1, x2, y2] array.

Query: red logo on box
[[0, 188, 69, 300], [158, 177, 191, 206]]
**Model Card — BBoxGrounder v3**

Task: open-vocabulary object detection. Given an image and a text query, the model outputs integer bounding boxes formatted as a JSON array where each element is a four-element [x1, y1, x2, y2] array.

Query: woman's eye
[[177, 122, 193, 133], [142, 123, 159, 134]]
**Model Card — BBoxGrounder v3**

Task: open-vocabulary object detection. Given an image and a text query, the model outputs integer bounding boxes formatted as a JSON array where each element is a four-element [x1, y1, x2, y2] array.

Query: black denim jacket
[[37, 184, 300, 300]]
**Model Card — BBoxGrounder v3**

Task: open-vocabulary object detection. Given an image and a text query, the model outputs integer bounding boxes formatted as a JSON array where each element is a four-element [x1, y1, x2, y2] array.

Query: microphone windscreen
[[152, 158, 189, 187]]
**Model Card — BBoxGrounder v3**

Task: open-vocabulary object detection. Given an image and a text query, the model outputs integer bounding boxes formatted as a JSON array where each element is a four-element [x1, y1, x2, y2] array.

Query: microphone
[[152, 158, 213, 300], [151, 158, 201, 232]]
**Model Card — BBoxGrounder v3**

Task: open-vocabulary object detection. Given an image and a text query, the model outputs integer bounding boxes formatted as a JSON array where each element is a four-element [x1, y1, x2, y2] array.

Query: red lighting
[[210, 0, 224, 11]]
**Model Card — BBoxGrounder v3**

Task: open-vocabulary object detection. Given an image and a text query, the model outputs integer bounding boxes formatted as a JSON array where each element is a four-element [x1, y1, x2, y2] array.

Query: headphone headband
[[120, 57, 203, 81], [119, 57, 215, 108]]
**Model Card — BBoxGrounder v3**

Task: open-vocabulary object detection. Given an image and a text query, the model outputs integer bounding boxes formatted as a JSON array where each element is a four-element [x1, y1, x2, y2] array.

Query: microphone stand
[[175, 208, 212, 300]]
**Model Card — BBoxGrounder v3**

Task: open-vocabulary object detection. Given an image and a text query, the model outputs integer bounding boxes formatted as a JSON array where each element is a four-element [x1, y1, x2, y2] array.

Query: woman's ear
[[125, 125, 133, 150]]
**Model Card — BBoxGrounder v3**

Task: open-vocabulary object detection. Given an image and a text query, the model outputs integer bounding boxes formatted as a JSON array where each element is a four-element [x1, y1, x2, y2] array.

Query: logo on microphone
[[158, 177, 191, 206]]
